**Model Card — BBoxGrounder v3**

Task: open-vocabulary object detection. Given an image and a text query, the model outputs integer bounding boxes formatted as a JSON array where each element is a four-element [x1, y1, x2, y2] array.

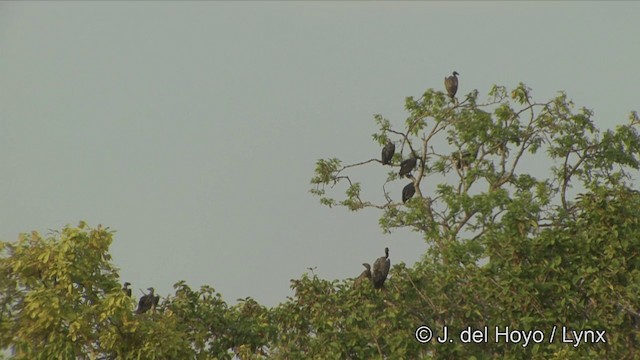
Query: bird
[[452, 148, 478, 170], [402, 182, 416, 203], [444, 71, 459, 100], [354, 263, 372, 288], [122, 282, 132, 297], [398, 157, 418, 178], [136, 287, 160, 314], [381, 141, 395, 165], [372, 247, 391, 289]]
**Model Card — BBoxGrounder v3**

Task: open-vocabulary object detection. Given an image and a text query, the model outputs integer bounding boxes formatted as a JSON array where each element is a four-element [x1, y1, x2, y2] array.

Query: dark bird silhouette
[[398, 157, 418, 178], [136, 287, 160, 314], [354, 263, 372, 288], [122, 282, 132, 297], [402, 182, 416, 203], [444, 71, 459, 99], [452, 148, 478, 170], [372, 248, 391, 289], [381, 141, 395, 165]]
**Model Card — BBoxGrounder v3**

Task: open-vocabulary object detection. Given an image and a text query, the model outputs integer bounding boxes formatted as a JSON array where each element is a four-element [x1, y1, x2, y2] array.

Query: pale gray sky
[[1, 2, 638, 306]]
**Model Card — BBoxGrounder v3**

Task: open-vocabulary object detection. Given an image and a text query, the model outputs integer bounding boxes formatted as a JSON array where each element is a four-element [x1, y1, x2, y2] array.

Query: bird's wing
[[354, 271, 369, 287], [372, 257, 384, 280], [136, 295, 149, 313], [445, 77, 457, 96], [382, 259, 391, 279]]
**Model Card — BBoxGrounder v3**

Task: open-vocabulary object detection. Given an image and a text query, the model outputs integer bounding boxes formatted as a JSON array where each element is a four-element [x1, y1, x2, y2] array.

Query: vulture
[[381, 141, 395, 165], [372, 247, 391, 289], [452, 148, 478, 170], [136, 287, 160, 314], [354, 263, 372, 288], [444, 71, 459, 99], [402, 182, 416, 203], [122, 282, 132, 297], [398, 157, 418, 178]]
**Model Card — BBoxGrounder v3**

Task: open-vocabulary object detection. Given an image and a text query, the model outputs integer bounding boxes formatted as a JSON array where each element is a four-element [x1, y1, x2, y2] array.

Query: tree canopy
[[2, 83, 640, 359]]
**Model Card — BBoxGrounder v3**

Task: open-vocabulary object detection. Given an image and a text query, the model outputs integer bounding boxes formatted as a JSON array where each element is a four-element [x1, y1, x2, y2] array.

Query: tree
[[307, 84, 640, 358], [2, 83, 639, 359], [0, 223, 269, 359]]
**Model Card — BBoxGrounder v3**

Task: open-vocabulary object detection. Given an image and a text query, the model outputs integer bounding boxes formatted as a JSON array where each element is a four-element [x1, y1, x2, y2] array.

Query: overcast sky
[[1, 2, 638, 307]]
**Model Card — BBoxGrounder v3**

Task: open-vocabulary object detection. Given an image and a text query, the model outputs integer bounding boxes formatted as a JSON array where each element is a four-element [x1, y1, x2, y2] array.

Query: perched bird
[[444, 71, 459, 100], [402, 182, 416, 203], [381, 141, 395, 165], [354, 263, 372, 288], [398, 157, 418, 178], [122, 282, 132, 297], [372, 248, 391, 289], [452, 148, 478, 170], [136, 287, 160, 314]]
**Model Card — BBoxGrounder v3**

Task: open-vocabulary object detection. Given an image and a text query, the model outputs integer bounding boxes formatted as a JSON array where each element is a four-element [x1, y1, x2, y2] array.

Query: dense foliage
[[2, 84, 640, 359]]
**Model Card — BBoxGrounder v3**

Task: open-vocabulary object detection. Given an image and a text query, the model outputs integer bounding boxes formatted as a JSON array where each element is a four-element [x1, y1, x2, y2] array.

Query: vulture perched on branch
[[381, 141, 395, 165], [122, 282, 132, 297], [402, 182, 416, 203], [354, 263, 372, 288], [452, 148, 478, 170], [398, 157, 418, 178], [136, 287, 160, 314], [444, 71, 459, 100], [372, 247, 391, 289]]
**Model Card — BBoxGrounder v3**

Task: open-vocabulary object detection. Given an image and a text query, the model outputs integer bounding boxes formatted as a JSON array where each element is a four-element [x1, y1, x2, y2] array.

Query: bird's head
[[384, 247, 390, 258], [124, 282, 131, 287], [147, 287, 154, 294], [453, 71, 459, 76], [362, 263, 371, 271]]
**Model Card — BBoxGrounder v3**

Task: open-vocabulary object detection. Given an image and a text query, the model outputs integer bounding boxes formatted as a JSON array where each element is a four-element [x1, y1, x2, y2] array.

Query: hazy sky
[[1, 2, 638, 307]]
